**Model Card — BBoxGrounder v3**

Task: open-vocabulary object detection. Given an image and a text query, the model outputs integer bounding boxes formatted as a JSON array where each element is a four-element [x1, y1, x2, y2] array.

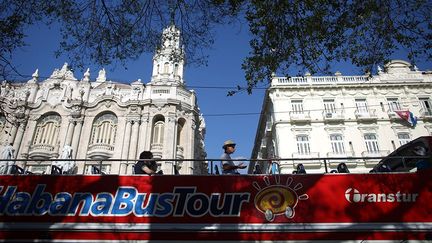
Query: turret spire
[[150, 22, 185, 85], [169, 0, 175, 25]]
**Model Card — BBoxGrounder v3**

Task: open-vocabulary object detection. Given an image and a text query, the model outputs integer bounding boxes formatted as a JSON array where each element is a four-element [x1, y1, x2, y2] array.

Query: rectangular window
[[324, 99, 336, 113], [398, 133, 411, 146], [330, 134, 345, 154], [387, 98, 401, 112], [291, 100, 304, 113], [364, 133, 379, 153], [355, 99, 368, 114], [296, 135, 310, 155], [419, 98, 432, 115]]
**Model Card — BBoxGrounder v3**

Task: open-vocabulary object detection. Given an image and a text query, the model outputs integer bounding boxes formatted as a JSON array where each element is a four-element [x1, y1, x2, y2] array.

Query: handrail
[[0, 155, 428, 175]]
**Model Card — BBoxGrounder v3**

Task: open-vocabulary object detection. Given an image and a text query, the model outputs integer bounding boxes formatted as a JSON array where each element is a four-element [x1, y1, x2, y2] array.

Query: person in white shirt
[[220, 140, 246, 174]]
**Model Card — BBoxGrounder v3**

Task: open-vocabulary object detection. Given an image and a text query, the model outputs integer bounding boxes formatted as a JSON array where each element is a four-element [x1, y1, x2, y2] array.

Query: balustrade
[[354, 109, 377, 120], [322, 110, 344, 121], [176, 145, 184, 160], [289, 111, 311, 122], [272, 75, 369, 86], [420, 108, 432, 119], [87, 143, 114, 159], [361, 150, 390, 158]]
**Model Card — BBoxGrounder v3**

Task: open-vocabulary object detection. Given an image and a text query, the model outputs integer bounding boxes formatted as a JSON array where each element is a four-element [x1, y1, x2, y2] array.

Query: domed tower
[[151, 24, 185, 86], [145, 24, 207, 174]]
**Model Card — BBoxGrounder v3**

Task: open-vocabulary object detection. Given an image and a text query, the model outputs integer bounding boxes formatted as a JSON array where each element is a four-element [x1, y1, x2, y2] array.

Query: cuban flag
[[395, 110, 417, 127]]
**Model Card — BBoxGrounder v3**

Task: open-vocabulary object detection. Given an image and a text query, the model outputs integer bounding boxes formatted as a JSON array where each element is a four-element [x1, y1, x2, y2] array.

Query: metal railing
[[0, 155, 429, 176]]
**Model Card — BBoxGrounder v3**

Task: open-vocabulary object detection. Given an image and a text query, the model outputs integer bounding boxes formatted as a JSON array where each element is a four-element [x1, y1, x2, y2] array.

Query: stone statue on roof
[[50, 63, 77, 80], [96, 68, 107, 82]]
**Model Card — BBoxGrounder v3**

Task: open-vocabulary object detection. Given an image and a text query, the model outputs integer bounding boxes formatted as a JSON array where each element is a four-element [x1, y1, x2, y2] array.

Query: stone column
[[163, 115, 177, 175], [128, 119, 140, 160], [64, 119, 75, 147], [120, 119, 132, 174], [13, 122, 26, 156], [18, 116, 38, 159], [137, 115, 149, 152], [144, 116, 151, 150], [127, 119, 140, 174], [188, 120, 197, 174], [9, 124, 18, 144], [71, 119, 83, 159]]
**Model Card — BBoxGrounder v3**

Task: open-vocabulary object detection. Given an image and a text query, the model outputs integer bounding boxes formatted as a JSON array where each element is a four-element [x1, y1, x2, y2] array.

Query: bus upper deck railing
[[0, 155, 430, 175]]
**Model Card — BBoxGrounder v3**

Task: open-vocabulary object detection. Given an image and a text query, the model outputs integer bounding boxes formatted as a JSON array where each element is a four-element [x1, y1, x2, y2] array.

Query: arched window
[[90, 113, 118, 147], [174, 63, 179, 76], [153, 121, 164, 144], [330, 134, 345, 154], [177, 118, 186, 146], [32, 114, 61, 149], [163, 62, 169, 74], [152, 116, 165, 144]]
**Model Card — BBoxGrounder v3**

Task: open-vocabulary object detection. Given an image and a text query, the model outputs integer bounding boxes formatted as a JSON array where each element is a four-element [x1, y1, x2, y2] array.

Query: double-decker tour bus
[[0, 137, 431, 242]]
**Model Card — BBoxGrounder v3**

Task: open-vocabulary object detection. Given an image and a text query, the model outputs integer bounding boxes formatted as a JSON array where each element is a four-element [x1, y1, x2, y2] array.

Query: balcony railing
[[176, 145, 184, 160], [289, 111, 311, 122], [387, 110, 401, 120], [322, 110, 344, 121], [30, 144, 55, 152], [28, 144, 57, 159], [326, 151, 354, 158], [272, 75, 369, 86], [88, 143, 114, 151], [291, 152, 320, 158], [420, 108, 432, 119], [354, 109, 377, 121], [151, 143, 163, 158], [291, 152, 321, 167], [361, 150, 390, 159], [87, 143, 114, 159]]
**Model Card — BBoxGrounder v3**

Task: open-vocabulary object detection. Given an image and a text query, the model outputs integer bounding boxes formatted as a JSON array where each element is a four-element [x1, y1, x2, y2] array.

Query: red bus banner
[[1, 171, 431, 241]]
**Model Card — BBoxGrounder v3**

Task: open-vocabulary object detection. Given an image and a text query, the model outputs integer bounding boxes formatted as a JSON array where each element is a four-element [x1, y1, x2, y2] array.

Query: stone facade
[[251, 60, 432, 174], [0, 25, 207, 175]]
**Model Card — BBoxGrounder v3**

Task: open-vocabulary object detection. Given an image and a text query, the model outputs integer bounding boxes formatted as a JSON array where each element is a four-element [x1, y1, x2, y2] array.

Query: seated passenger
[[296, 163, 306, 174], [337, 162, 350, 173], [135, 151, 158, 175], [413, 146, 431, 171]]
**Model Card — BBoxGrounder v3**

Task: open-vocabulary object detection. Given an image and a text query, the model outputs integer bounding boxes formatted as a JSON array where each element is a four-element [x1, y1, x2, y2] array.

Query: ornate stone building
[[251, 60, 432, 174], [0, 24, 207, 175]]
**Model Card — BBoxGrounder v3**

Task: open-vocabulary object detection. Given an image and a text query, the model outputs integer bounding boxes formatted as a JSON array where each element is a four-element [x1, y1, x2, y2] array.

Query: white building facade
[[251, 60, 432, 174], [0, 25, 207, 175]]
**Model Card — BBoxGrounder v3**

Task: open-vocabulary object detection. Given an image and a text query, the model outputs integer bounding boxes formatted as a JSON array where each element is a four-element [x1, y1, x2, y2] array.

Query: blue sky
[[10, 22, 266, 165], [9, 21, 432, 172]]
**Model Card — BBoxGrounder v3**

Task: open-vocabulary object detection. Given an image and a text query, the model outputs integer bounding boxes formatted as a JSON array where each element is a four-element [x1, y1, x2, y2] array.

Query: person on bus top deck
[[134, 151, 158, 175], [220, 140, 246, 174], [413, 145, 431, 171]]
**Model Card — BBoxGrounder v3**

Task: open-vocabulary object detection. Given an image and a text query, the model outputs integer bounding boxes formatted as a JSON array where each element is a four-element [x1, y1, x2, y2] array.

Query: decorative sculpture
[[0, 143, 15, 174], [52, 144, 76, 174]]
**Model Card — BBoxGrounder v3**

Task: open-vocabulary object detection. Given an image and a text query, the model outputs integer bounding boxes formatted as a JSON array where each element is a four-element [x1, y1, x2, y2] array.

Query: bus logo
[[253, 176, 308, 222]]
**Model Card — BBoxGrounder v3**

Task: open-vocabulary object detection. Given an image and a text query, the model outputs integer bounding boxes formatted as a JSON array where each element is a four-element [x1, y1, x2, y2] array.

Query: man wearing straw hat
[[220, 140, 246, 174]]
